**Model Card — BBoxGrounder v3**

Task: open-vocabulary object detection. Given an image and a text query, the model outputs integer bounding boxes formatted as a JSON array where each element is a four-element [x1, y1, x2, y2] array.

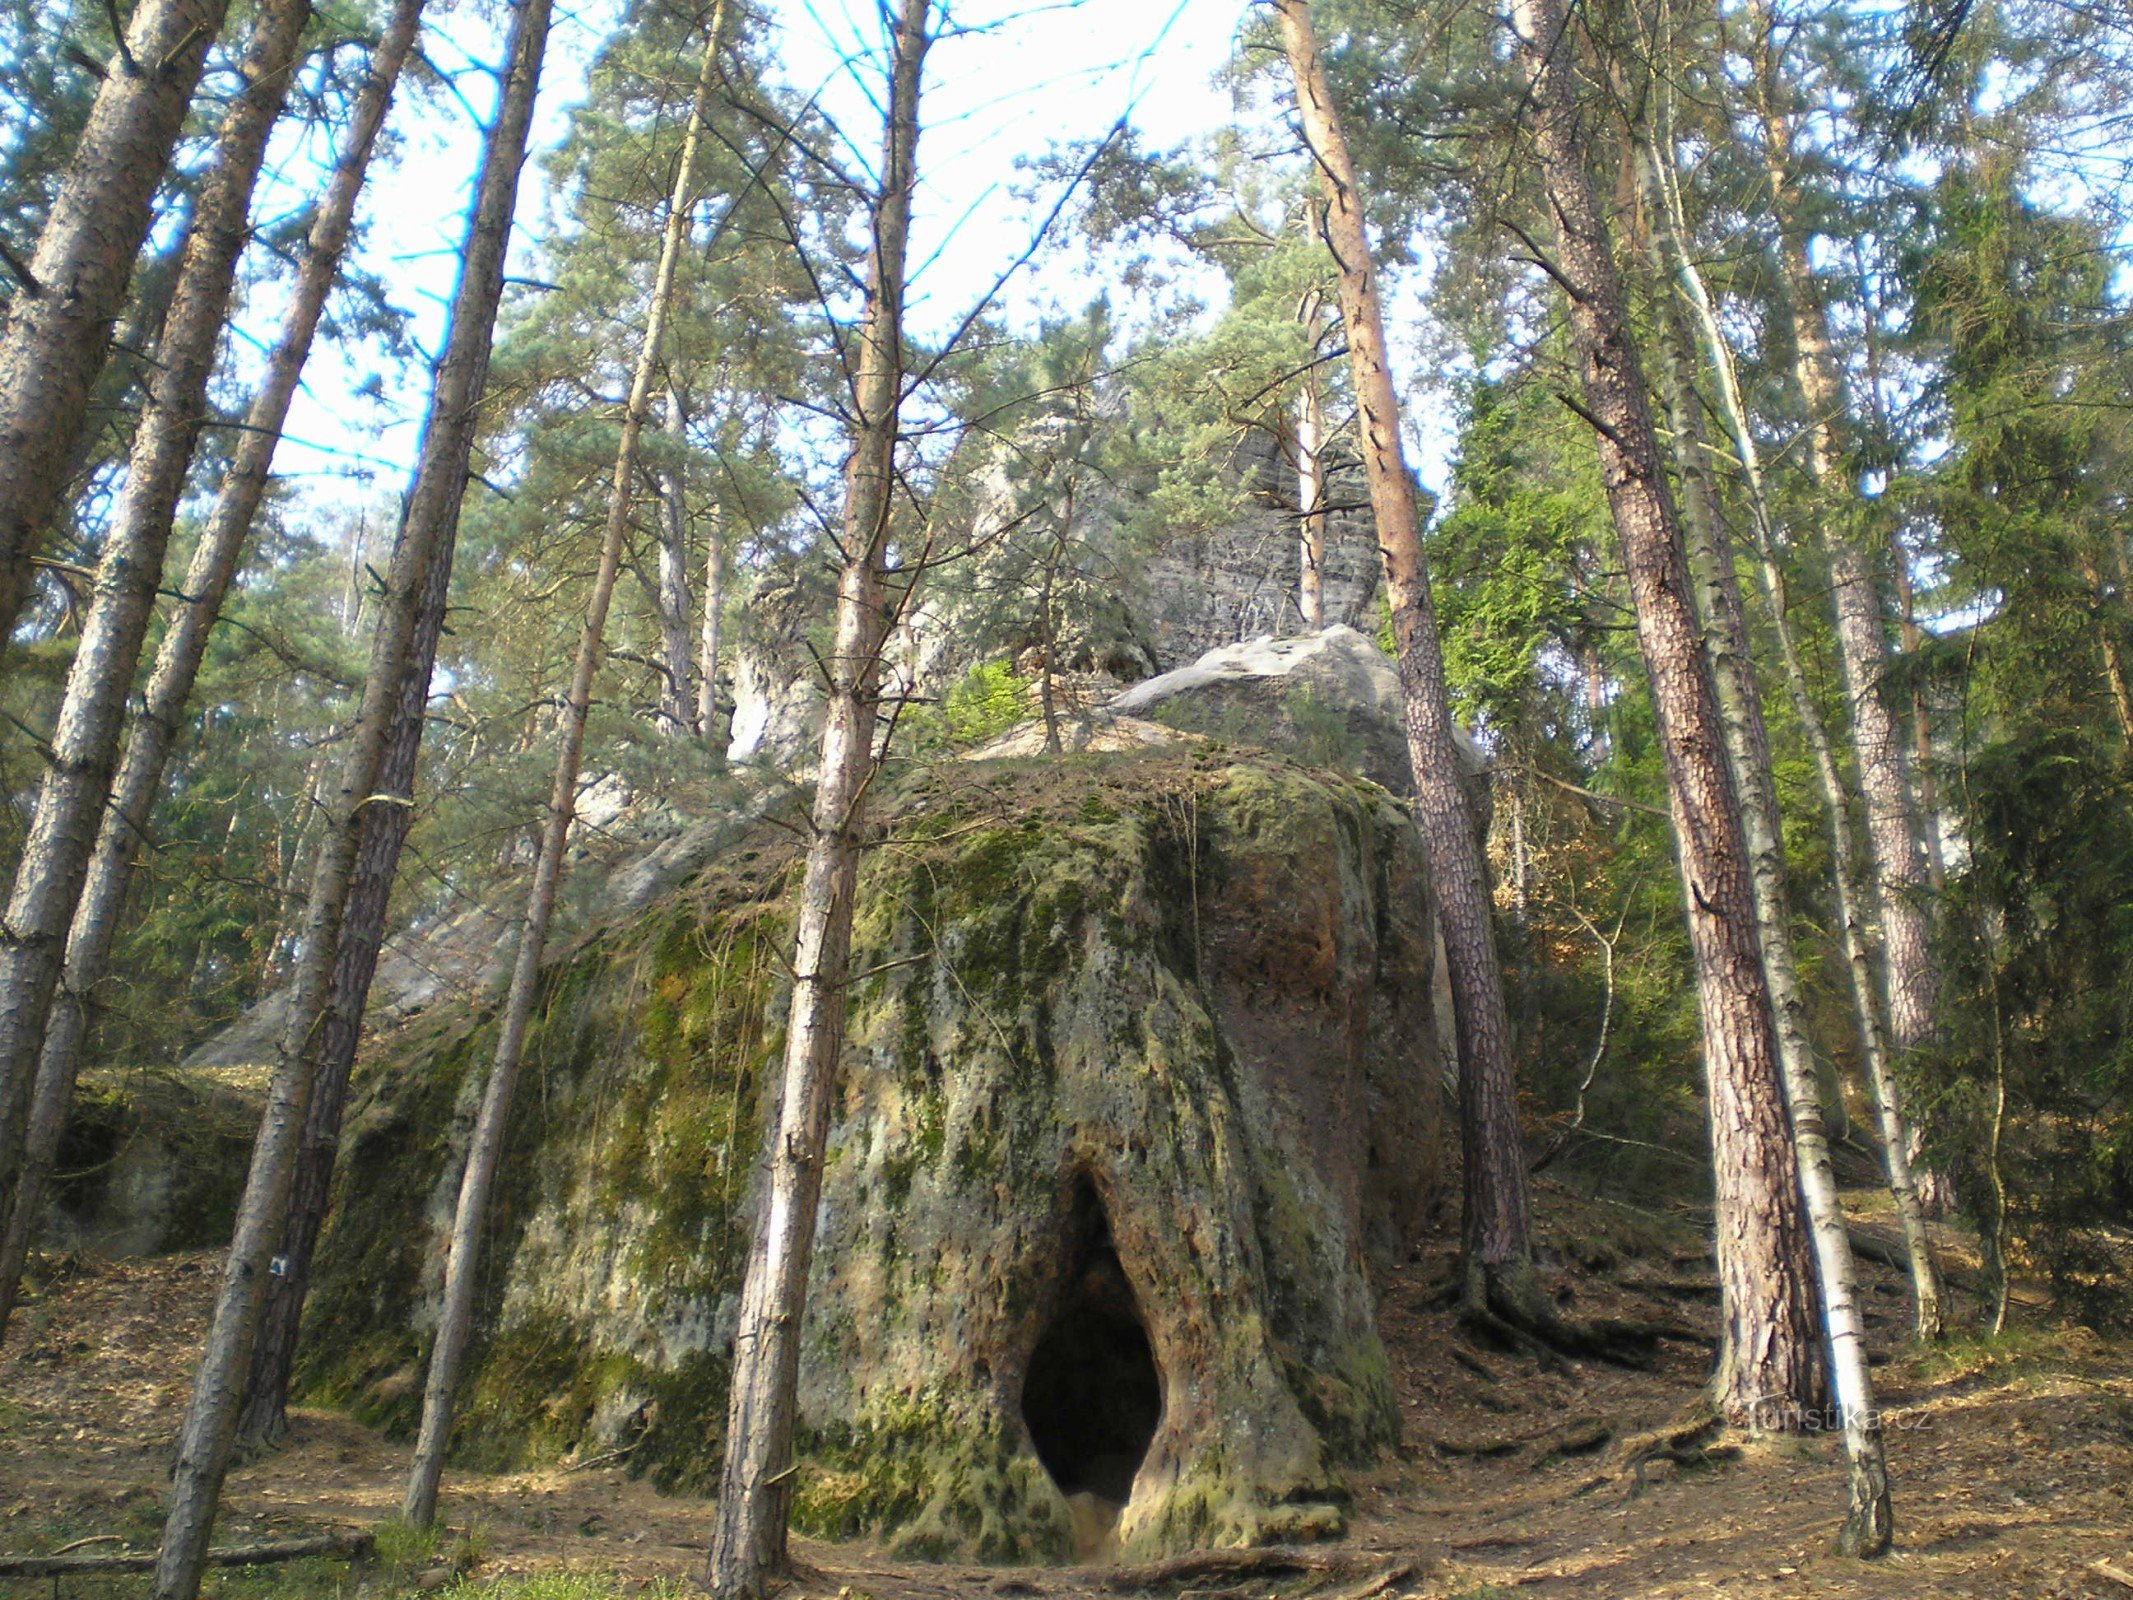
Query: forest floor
[[4, 1183, 2131, 1600]]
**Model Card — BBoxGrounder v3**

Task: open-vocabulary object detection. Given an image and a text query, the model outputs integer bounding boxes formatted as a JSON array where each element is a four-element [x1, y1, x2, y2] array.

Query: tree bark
[[1641, 115, 1944, 1344], [0, 0, 425, 1353], [402, 0, 726, 1524], [702, 0, 926, 1590], [1504, 0, 1821, 1425], [1296, 375, 1326, 630], [697, 503, 724, 746], [0, 0, 310, 1230], [1749, 68, 1950, 1214], [0, 0, 232, 641], [1635, 140, 1891, 1554], [1271, 0, 1540, 1322], [656, 384, 699, 733], [148, 2, 551, 1592]]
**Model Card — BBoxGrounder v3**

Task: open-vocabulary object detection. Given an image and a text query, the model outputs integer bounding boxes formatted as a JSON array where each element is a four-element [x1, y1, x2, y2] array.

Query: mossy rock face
[[302, 751, 1445, 1563]]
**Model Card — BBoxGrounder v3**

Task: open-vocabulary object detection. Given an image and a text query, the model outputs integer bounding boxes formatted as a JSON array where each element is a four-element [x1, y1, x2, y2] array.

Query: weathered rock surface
[[1110, 626, 1487, 801], [299, 751, 1446, 1562]]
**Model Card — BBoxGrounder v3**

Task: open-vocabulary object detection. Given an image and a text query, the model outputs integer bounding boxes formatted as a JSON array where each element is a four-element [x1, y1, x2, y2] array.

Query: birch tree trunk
[[656, 385, 699, 733], [1505, 0, 1821, 1424], [1749, 68, 1951, 1215], [0, 0, 232, 641], [703, 1, 926, 1589], [149, 4, 551, 1591], [0, 0, 425, 1349], [1296, 376, 1326, 631], [698, 502, 724, 746], [403, 2, 726, 1523], [0, 0, 310, 1217], [1272, 0, 1543, 1326], [1642, 118, 1944, 1343], [1636, 144, 1891, 1554]]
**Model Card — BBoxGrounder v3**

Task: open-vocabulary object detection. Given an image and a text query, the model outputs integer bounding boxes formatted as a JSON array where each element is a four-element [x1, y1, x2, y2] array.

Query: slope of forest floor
[[4, 1183, 2130, 1600]]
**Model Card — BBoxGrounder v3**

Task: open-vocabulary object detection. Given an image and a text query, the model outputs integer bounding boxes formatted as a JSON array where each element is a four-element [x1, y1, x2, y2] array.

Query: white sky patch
[[244, 0, 1262, 521]]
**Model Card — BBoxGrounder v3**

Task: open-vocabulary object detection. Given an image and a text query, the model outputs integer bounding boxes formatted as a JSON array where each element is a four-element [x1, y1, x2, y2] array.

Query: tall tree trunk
[[403, 1, 725, 1523], [1750, 74, 1950, 1215], [236, 473, 457, 1451], [1887, 552, 1951, 889], [1642, 120, 1944, 1343], [0, 0, 425, 1349], [0, 0, 232, 642], [1296, 375, 1326, 630], [702, 0, 926, 1590], [1272, 0, 1543, 1328], [1635, 142, 1891, 1554], [149, 4, 551, 1592], [697, 504, 725, 745], [656, 384, 699, 733], [0, 0, 310, 1223], [1505, 0, 1821, 1424]]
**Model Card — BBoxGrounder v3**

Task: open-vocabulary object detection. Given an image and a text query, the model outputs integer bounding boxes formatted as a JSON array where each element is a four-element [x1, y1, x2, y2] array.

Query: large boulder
[[299, 751, 1446, 1562], [1110, 627, 1488, 804]]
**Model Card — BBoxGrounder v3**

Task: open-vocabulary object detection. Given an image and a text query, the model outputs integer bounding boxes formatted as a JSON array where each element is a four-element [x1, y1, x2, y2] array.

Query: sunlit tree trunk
[[1749, 63, 1951, 1215], [702, 1, 927, 1590], [148, 4, 552, 1591], [403, 1, 726, 1523], [0, 0, 425, 1350], [0, 0, 310, 1227], [1296, 376, 1326, 630], [1636, 140, 1891, 1554], [1643, 118, 1944, 1344], [1505, 0, 1821, 1427], [697, 503, 725, 746], [657, 384, 699, 733], [0, 0, 232, 641], [1272, 0, 1545, 1328]]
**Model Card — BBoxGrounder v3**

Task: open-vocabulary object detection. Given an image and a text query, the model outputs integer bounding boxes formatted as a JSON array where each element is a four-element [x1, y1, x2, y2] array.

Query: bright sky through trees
[[259, 0, 1245, 514]]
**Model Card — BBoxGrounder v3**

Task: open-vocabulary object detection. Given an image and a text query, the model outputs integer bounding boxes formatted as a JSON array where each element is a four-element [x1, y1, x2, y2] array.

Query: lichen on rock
[[300, 749, 1446, 1563]]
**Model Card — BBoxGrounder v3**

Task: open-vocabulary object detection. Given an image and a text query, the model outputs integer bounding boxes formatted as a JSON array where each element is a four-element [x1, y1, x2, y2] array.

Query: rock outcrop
[[298, 751, 1447, 1562]]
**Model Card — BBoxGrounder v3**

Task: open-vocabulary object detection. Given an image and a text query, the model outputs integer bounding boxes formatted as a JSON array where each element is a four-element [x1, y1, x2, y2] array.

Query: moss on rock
[[302, 751, 1445, 1561]]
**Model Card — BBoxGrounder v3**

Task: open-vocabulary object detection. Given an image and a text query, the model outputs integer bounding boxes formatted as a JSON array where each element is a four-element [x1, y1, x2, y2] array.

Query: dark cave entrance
[[1021, 1182, 1163, 1550]]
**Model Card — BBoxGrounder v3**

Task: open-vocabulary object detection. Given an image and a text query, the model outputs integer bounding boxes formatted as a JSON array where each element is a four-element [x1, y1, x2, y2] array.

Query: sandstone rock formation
[[298, 752, 1447, 1562]]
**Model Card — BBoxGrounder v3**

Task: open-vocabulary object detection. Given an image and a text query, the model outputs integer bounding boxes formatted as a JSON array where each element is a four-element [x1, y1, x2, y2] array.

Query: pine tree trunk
[[0, 0, 310, 1222], [1752, 83, 1950, 1215], [1506, 0, 1820, 1424], [237, 511, 451, 1450], [1271, 0, 1540, 1322], [403, 2, 725, 1524], [148, 3, 551, 1591], [657, 385, 699, 733], [1296, 377, 1326, 630], [0, 0, 425, 1352], [1641, 121, 1945, 1343], [1637, 143, 1891, 1554], [0, 0, 233, 641], [702, 2, 926, 1590]]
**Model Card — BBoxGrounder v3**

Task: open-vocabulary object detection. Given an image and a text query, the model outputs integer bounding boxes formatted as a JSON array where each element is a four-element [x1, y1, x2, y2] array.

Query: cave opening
[[1021, 1182, 1163, 1553]]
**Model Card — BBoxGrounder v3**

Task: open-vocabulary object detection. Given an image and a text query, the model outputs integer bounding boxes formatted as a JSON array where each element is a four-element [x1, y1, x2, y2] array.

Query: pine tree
[[0, 0, 233, 640], [147, 3, 554, 1590], [706, 0, 929, 1587], [1504, 0, 1823, 1431]]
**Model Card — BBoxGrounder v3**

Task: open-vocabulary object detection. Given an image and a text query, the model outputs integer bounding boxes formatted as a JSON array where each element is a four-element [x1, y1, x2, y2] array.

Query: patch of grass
[[1890, 1322, 2108, 1392], [370, 1520, 443, 1572]]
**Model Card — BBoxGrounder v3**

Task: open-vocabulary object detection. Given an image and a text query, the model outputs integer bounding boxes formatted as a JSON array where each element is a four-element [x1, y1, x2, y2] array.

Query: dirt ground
[[4, 1186, 2131, 1600]]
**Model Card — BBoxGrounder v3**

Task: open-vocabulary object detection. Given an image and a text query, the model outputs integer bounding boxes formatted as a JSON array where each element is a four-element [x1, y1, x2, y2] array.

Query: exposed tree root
[[0, 1532, 373, 1577], [1458, 1264, 1676, 1369]]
